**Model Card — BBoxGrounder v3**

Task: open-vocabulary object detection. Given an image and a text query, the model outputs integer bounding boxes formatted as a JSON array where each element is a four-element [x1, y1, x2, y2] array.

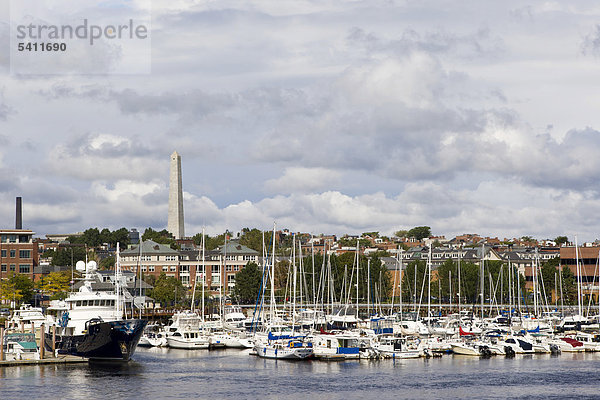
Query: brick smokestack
[[15, 197, 22, 229]]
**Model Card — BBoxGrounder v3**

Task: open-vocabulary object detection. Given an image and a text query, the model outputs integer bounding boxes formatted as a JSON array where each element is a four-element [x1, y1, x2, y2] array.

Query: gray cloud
[[581, 24, 600, 57], [347, 26, 504, 60]]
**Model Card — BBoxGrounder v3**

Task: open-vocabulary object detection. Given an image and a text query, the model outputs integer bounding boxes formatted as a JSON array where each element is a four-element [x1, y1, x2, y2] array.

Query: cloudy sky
[[2, 0, 600, 242]]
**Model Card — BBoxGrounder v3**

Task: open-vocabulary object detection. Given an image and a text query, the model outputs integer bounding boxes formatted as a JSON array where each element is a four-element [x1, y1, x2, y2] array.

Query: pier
[[0, 355, 87, 367]]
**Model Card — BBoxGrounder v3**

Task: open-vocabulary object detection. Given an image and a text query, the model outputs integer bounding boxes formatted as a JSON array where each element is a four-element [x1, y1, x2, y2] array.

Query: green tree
[[0, 273, 35, 304], [539, 257, 560, 304], [394, 230, 409, 239], [361, 232, 379, 238], [239, 228, 272, 252], [191, 232, 226, 251], [559, 266, 577, 305], [99, 256, 115, 270], [231, 262, 262, 304], [554, 236, 569, 246], [50, 246, 87, 267], [142, 228, 177, 249], [401, 260, 427, 304], [149, 273, 185, 307], [407, 226, 431, 240]]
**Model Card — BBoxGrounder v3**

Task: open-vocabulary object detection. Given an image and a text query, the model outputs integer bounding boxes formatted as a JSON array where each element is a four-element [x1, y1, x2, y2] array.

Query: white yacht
[[44, 256, 147, 361]]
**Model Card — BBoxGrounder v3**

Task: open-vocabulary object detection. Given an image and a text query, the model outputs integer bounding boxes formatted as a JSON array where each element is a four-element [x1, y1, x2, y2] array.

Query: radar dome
[[75, 260, 86, 271]]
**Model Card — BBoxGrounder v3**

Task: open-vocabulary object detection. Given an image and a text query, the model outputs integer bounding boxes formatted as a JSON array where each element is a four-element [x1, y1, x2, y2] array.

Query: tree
[[231, 262, 262, 304], [407, 226, 431, 240], [0, 278, 23, 305], [239, 228, 272, 252], [559, 266, 577, 305], [37, 271, 72, 300], [191, 232, 226, 251], [142, 228, 178, 249], [394, 230, 409, 239], [361, 232, 379, 238], [434, 260, 482, 305], [99, 256, 115, 270], [401, 260, 427, 304], [0, 273, 35, 304], [554, 236, 569, 246], [50, 246, 87, 266], [149, 273, 185, 307], [540, 257, 560, 304]]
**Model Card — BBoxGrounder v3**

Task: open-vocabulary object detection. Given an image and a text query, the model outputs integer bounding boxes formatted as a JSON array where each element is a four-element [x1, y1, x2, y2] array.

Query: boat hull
[[47, 319, 147, 361]]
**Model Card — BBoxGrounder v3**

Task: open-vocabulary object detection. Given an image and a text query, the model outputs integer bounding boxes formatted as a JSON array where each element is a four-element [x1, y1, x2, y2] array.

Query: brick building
[[0, 229, 38, 280]]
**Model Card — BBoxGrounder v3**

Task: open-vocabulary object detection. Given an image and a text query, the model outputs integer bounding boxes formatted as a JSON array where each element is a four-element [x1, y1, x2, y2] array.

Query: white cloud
[[264, 167, 342, 194]]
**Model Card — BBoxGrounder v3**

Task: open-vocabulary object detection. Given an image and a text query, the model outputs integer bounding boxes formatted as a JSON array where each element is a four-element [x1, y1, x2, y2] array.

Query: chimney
[[15, 197, 22, 229]]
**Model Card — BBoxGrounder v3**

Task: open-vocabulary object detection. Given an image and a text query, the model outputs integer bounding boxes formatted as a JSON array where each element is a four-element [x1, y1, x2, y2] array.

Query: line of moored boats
[[136, 306, 600, 360]]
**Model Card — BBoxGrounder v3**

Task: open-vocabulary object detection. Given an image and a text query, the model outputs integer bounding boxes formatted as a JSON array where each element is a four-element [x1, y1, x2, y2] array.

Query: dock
[[0, 355, 87, 367]]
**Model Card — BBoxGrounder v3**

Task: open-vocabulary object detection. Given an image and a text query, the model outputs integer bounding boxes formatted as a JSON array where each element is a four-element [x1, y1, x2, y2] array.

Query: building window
[[226, 265, 232, 272], [180, 265, 189, 273], [212, 265, 220, 273], [0, 249, 5, 258], [18, 235, 29, 243], [149, 266, 155, 272], [9, 264, 15, 271], [162, 266, 168, 272], [9, 235, 16, 243], [196, 266, 205, 274], [141, 266, 147, 272], [19, 250, 31, 259], [170, 266, 176, 272], [180, 276, 189, 285], [1, 264, 6, 272], [165, 255, 177, 261], [10, 250, 15, 258], [19, 264, 30, 273]]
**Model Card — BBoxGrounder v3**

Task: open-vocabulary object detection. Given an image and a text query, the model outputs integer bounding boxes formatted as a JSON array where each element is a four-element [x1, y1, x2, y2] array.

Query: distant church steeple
[[167, 151, 185, 239]]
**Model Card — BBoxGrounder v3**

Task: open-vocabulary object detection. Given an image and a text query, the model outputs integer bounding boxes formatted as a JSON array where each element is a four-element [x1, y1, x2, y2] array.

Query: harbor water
[[1, 348, 600, 399]]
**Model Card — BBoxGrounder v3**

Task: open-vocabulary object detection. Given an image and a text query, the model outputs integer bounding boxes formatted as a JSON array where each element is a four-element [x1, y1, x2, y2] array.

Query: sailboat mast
[[270, 223, 276, 322], [292, 233, 297, 330], [575, 236, 582, 317], [367, 258, 370, 318], [458, 249, 462, 314], [391, 245, 397, 315], [427, 246, 431, 323], [480, 244, 484, 319], [116, 242, 121, 318], [399, 248, 403, 323], [202, 228, 205, 322], [356, 240, 359, 319]]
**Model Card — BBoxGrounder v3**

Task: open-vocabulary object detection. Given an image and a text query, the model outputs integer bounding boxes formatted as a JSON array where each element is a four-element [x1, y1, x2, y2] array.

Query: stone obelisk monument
[[167, 151, 185, 239]]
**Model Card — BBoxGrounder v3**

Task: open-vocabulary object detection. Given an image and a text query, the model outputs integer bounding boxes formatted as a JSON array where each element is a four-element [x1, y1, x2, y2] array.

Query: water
[[2, 349, 600, 399]]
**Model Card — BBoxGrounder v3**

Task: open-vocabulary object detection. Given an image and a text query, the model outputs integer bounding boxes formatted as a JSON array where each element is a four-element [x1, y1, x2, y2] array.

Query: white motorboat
[[374, 336, 421, 359], [312, 332, 361, 360], [167, 330, 210, 349]]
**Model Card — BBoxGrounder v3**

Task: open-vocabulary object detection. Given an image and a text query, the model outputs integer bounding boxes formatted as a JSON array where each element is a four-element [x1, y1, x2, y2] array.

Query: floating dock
[[0, 355, 87, 367]]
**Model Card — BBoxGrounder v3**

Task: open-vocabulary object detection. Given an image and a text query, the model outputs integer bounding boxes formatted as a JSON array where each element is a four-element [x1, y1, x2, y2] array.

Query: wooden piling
[[0, 327, 4, 361], [20, 321, 24, 333], [52, 325, 56, 356], [39, 324, 45, 359]]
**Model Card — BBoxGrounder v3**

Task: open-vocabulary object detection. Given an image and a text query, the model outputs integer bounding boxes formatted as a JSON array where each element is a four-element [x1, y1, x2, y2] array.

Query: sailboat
[[253, 226, 313, 360]]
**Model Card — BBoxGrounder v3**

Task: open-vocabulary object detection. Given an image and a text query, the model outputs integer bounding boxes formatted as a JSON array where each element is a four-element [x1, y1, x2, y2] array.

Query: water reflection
[[2, 349, 600, 399]]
